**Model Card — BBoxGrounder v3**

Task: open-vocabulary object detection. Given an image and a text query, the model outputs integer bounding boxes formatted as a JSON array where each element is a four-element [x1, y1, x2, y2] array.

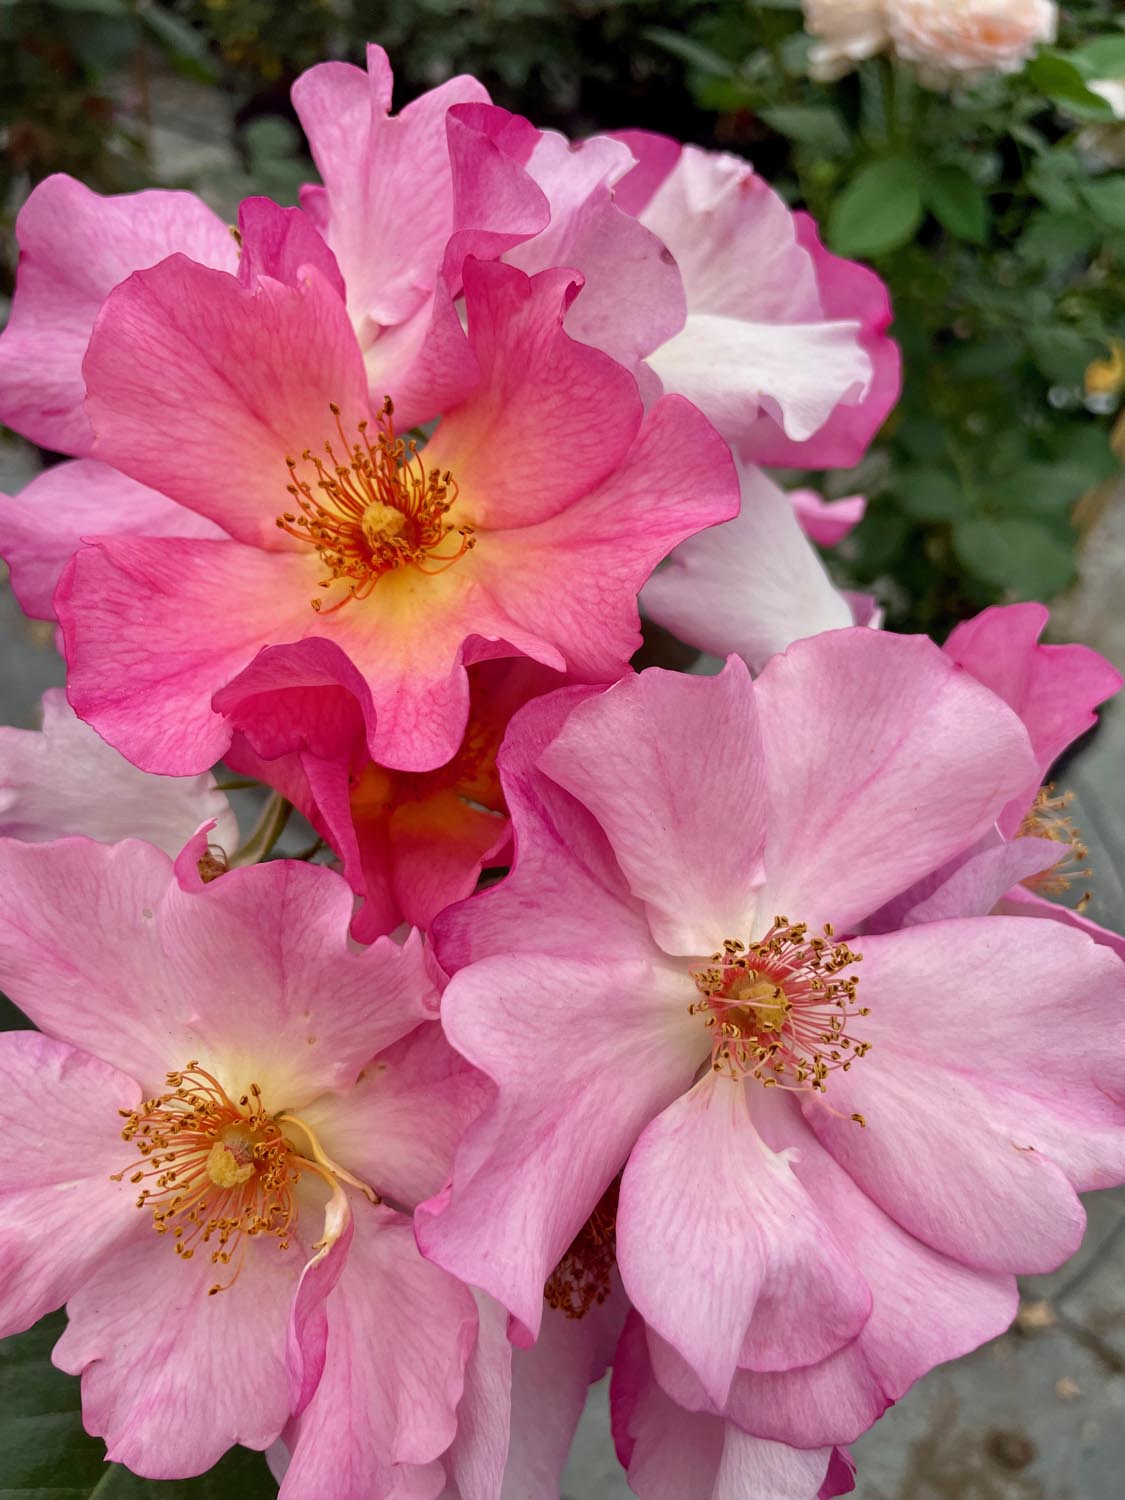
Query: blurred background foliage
[[2, 0, 1124, 636]]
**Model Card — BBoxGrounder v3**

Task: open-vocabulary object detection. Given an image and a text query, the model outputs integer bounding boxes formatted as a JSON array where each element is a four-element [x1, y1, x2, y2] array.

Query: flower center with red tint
[[114, 1062, 376, 1294], [544, 1179, 619, 1320], [278, 398, 475, 613], [1018, 784, 1092, 910], [691, 917, 869, 1121]]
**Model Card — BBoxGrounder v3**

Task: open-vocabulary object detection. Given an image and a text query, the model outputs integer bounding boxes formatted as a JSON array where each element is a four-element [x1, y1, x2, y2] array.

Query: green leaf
[[758, 104, 850, 154], [952, 517, 1075, 596], [1069, 37, 1125, 79], [1027, 326, 1102, 385], [1080, 175, 1125, 230], [1026, 153, 1082, 212], [896, 468, 970, 522], [0, 1313, 277, 1497], [827, 158, 924, 259], [642, 28, 734, 77], [137, 5, 219, 85], [1028, 52, 1117, 120], [923, 164, 989, 243], [1017, 211, 1101, 264]]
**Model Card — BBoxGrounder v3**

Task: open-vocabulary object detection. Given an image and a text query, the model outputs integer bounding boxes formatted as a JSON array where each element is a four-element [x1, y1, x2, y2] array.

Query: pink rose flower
[[874, 604, 1124, 960], [611, 138, 901, 469], [42, 246, 734, 777], [0, 840, 498, 1493], [418, 631, 1125, 1449], [225, 658, 564, 941]]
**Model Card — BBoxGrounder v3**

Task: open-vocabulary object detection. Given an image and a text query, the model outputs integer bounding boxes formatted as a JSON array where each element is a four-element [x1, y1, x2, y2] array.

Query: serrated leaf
[[0, 1314, 276, 1498], [952, 517, 1075, 596], [827, 158, 924, 259], [923, 164, 989, 243]]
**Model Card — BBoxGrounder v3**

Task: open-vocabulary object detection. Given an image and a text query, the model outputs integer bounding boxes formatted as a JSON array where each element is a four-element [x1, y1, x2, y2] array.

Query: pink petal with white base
[[752, 630, 1037, 931], [84, 256, 371, 548], [296, 1023, 490, 1212], [617, 1076, 870, 1406], [417, 953, 700, 1343], [802, 921, 1123, 1270], [609, 129, 683, 217], [54, 1233, 299, 1477], [0, 1033, 142, 1337], [743, 213, 900, 469], [641, 465, 854, 673], [540, 659, 766, 954], [944, 602, 1121, 834], [0, 689, 237, 855], [612, 1315, 846, 1500], [0, 839, 436, 1103], [292, 46, 487, 362], [0, 458, 222, 621], [280, 1204, 476, 1496], [0, 174, 236, 454]]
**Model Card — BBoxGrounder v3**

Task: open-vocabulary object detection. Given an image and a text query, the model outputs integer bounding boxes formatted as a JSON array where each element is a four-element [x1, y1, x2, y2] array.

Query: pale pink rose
[[887, 0, 1057, 83], [610, 139, 901, 468], [418, 631, 1125, 1448], [0, 688, 236, 855], [803, 0, 891, 81], [0, 841, 499, 1492]]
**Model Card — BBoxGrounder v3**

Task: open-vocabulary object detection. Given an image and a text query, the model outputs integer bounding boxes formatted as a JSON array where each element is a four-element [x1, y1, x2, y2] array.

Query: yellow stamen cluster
[[691, 917, 869, 1121], [1019, 784, 1093, 910], [113, 1064, 299, 1295], [277, 398, 475, 613], [544, 1180, 619, 1320]]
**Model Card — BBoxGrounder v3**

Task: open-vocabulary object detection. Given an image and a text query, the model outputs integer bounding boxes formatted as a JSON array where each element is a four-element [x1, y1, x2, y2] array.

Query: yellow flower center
[[113, 1062, 376, 1294], [277, 398, 475, 613], [1019, 784, 1093, 910], [691, 917, 869, 1123]]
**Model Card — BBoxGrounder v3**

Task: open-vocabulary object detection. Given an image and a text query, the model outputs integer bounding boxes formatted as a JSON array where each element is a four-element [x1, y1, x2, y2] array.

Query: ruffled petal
[[0, 1032, 142, 1337]]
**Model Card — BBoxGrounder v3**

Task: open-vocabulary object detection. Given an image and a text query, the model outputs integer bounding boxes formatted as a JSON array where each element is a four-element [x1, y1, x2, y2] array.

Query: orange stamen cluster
[[277, 398, 475, 613], [691, 917, 869, 1121], [1019, 784, 1093, 910], [544, 1179, 619, 1320], [113, 1063, 299, 1295]]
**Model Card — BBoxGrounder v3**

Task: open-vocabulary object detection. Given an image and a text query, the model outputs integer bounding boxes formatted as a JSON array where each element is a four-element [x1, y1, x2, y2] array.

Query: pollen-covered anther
[[277, 397, 475, 613], [113, 1063, 299, 1294], [544, 1179, 619, 1320], [690, 917, 869, 1121], [1019, 784, 1093, 911]]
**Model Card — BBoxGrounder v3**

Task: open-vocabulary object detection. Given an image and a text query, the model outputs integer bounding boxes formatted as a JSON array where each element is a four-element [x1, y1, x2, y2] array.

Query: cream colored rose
[[802, 0, 891, 82], [886, 0, 1057, 85]]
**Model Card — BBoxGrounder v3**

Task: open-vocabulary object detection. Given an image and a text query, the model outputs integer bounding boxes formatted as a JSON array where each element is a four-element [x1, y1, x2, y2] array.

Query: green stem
[[230, 793, 292, 867]]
